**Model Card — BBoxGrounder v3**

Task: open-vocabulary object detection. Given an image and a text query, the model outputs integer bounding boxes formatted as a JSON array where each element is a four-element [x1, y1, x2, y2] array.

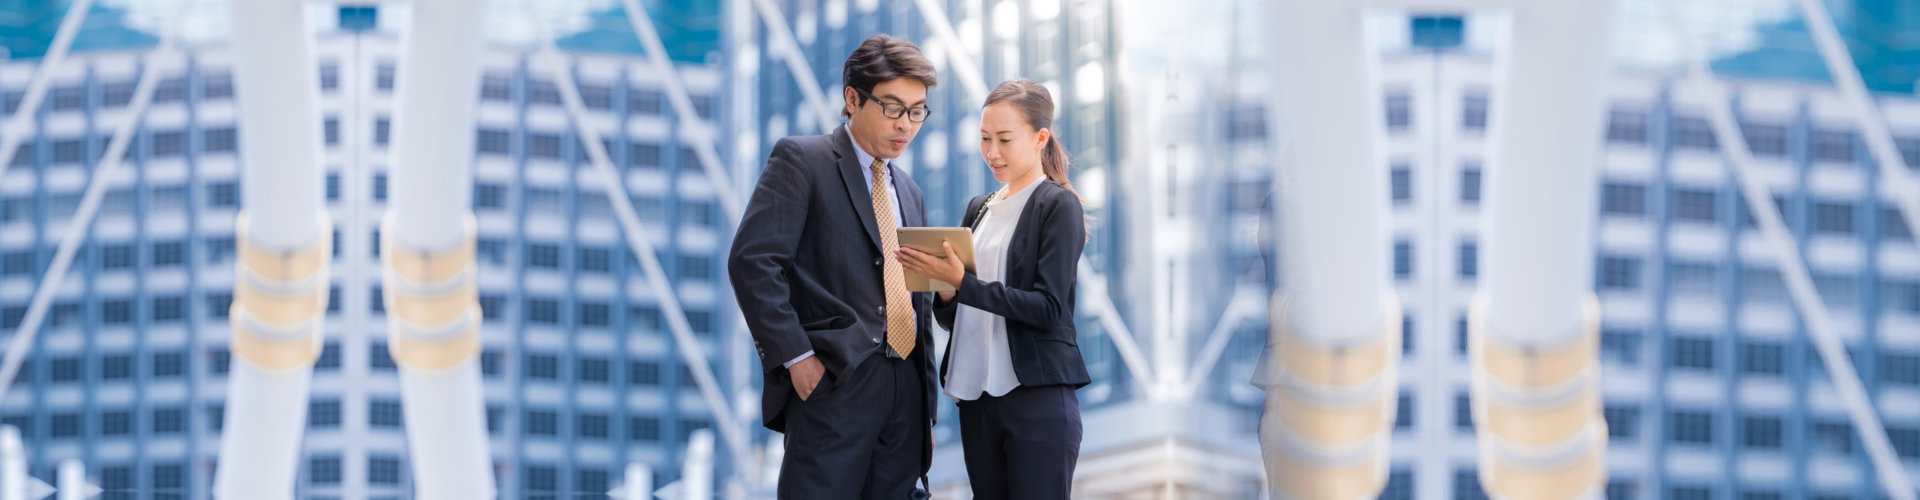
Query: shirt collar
[[843, 123, 888, 174]]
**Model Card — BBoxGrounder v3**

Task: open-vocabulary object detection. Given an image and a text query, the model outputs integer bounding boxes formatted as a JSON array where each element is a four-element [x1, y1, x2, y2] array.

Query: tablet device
[[896, 227, 975, 292]]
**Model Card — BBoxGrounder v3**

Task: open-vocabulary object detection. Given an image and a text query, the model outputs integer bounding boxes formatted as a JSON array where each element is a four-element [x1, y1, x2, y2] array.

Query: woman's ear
[[1035, 128, 1051, 153]]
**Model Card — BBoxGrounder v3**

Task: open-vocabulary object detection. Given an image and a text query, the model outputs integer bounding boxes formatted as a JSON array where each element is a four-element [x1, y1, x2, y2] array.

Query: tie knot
[[870, 159, 887, 175]]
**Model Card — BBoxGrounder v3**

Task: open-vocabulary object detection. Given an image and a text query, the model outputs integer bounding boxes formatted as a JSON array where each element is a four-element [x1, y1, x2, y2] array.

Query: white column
[[213, 0, 329, 498], [1, 426, 25, 500], [383, 0, 495, 499], [1259, 1, 1401, 499], [1471, 2, 1615, 499]]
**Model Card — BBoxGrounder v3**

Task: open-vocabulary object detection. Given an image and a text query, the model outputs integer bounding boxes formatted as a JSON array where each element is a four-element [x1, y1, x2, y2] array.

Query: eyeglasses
[[854, 86, 932, 123]]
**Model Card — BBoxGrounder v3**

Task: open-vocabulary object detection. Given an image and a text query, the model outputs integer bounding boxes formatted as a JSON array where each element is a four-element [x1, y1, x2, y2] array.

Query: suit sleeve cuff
[[782, 351, 816, 369]]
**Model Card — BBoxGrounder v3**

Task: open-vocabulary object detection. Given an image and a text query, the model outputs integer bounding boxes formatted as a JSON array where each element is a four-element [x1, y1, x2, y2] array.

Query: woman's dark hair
[[842, 34, 938, 118], [984, 79, 1092, 232]]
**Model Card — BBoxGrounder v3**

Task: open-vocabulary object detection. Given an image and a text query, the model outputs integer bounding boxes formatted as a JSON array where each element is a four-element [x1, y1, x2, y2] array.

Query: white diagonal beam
[[1660, 3, 1916, 499], [1791, 0, 1920, 295], [1080, 260, 1159, 397], [518, 0, 759, 487], [0, 1, 186, 405], [1178, 286, 1261, 399], [616, 0, 744, 222], [908, 0, 988, 105], [748, 0, 839, 130], [0, 0, 94, 184]]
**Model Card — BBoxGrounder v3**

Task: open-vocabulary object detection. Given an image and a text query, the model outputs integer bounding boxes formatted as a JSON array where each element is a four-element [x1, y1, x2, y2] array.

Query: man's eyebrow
[[878, 93, 928, 107]]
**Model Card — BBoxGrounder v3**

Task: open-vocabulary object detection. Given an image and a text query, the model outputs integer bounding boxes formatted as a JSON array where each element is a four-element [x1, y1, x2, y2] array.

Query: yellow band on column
[[1472, 295, 1601, 389], [235, 213, 330, 283], [1271, 388, 1393, 447], [1272, 298, 1402, 388], [1476, 387, 1600, 449], [230, 316, 323, 371], [386, 313, 482, 372], [1482, 438, 1605, 500], [1269, 451, 1383, 500], [234, 278, 327, 325], [382, 216, 477, 284], [386, 278, 478, 327]]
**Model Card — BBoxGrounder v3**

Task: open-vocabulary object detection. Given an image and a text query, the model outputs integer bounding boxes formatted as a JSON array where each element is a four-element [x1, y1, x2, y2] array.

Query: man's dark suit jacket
[[727, 124, 938, 438], [933, 179, 1092, 390]]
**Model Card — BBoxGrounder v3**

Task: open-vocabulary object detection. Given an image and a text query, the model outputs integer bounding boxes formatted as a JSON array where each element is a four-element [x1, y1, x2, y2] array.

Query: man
[[727, 34, 939, 498]]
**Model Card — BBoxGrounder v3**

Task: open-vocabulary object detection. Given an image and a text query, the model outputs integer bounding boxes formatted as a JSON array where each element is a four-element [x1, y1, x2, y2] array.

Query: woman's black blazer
[[933, 178, 1091, 389]]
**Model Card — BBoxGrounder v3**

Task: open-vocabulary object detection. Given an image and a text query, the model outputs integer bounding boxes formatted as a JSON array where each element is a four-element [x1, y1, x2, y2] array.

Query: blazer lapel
[[834, 124, 885, 251]]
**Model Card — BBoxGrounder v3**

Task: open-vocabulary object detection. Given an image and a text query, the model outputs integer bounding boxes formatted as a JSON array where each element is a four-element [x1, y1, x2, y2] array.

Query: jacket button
[[876, 305, 886, 315], [874, 258, 882, 266], [871, 337, 881, 344]]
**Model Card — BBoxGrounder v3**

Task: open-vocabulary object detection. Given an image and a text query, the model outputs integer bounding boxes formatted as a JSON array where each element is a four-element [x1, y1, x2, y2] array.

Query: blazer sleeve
[[727, 138, 814, 373], [950, 188, 1085, 330], [933, 194, 987, 332]]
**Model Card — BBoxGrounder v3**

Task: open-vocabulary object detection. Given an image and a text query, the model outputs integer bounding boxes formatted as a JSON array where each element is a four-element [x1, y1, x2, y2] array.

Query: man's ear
[[843, 86, 859, 117]]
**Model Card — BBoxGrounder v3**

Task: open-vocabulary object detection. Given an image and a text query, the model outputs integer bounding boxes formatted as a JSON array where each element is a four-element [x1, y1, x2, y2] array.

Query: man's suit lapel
[[833, 124, 885, 251]]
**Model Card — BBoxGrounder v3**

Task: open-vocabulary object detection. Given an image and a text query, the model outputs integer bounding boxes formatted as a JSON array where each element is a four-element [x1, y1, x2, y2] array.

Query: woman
[[897, 79, 1090, 499]]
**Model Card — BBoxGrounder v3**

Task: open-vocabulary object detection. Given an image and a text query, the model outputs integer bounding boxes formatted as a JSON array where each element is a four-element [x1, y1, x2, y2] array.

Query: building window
[[629, 143, 662, 168], [1395, 392, 1414, 430], [1672, 187, 1718, 223], [1743, 416, 1783, 449], [371, 342, 396, 371], [49, 86, 84, 111], [474, 183, 505, 210], [51, 357, 82, 382], [325, 117, 340, 145], [1600, 182, 1645, 216], [1598, 256, 1641, 290], [1384, 93, 1411, 132], [1813, 201, 1854, 234], [525, 465, 558, 491], [203, 127, 237, 153], [202, 73, 234, 100], [153, 351, 186, 377], [1882, 353, 1919, 386], [368, 455, 402, 485], [149, 295, 184, 323], [1453, 469, 1486, 500], [527, 243, 560, 269], [1669, 410, 1714, 445], [1459, 164, 1482, 204], [51, 138, 84, 164], [1673, 117, 1716, 150], [151, 463, 185, 490], [319, 62, 339, 91], [206, 290, 234, 317], [1743, 123, 1787, 157], [579, 357, 610, 383], [476, 128, 510, 155], [309, 399, 341, 428], [1393, 240, 1413, 279], [480, 350, 501, 378], [1813, 129, 1855, 163], [102, 81, 134, 107], [526, 354, 559, 380], [481, 74, 512, 101], [152, 407, 186, 434], [580, 84, 613, 110], [207, 181, 239, 208], [1742, 342, 1785, 375], [208, 348, 230, 375], [309, 455, 342, 485], [375, 63, 396, 91], [629, 361, 661, 386], [1461, 94, 1488, 131], [101, 354, 133, 380], [528, 133, 562, 159], [1601, 329, 1641, 366], [629, 89, 662, 115], [374, 117, 391, 146], [526, 410, 558, 436], [526, 187, 563, 213], [1604, 405, 1638, 440], [1668, 486, 1711, 500], [152, 130, 185, 157], [1886, 206, 1912, 240], [580, 302, 610, 327], [579, 413, 610, 438], [103, 244, 135, 269], [579, 247, 611, 273], [1390, 166, 1412, 204], [1454, 393, 1473, 430], [1812, 420, 1853, 455], [528, 80, 560, 105], [1668, 261, 1717, 295], [680, 255, 714, 281], [154, 77, 185, 103], [1883, 280, 1920, 314], [152, 240, 185, 266], [1457, 241, 1478, 280], [49, 413, 80, 437], [370, 399, 403, 428], [528, 298, 560, 325], [1670, 337, 1715, 370], [102, 410, 132, 435]]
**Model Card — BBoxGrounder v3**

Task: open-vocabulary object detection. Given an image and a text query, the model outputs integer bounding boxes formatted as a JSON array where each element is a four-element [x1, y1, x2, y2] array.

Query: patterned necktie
[[870, 158, 916, 358]]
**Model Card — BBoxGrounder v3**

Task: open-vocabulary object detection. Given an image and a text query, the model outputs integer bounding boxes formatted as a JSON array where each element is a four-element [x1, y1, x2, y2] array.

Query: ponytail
[[985, 79, 1094, 235]]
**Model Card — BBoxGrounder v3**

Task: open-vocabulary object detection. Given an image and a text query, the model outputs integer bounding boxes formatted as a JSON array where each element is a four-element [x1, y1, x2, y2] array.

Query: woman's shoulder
[[1032, 179, 1082, 209]]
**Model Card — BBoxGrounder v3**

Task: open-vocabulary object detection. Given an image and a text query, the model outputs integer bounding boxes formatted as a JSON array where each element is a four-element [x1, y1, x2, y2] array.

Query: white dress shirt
[[944, 179, 1041, 400]]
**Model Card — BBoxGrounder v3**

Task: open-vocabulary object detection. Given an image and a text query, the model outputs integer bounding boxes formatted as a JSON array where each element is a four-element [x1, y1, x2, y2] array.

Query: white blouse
[[943, 180, 1041, 401]]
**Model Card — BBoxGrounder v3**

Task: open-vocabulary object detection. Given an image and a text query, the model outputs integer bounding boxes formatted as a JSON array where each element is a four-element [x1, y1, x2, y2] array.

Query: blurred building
[[0, 4, 741, 498]]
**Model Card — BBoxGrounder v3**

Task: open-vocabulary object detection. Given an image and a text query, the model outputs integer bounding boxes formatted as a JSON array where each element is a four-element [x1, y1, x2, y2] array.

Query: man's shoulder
[[772, 132, 838, 157]]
